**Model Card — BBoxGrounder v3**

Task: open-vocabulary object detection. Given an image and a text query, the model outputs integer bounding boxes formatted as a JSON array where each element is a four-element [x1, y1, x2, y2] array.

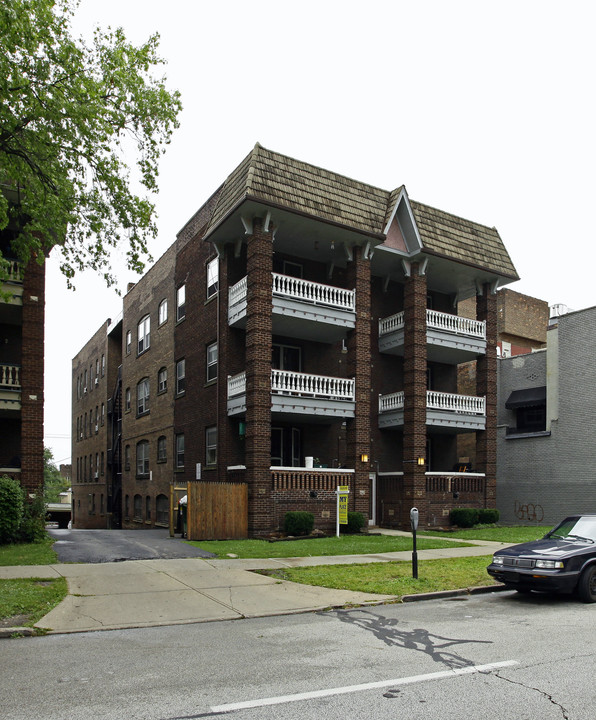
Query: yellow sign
[[338, 486, 349, 524]]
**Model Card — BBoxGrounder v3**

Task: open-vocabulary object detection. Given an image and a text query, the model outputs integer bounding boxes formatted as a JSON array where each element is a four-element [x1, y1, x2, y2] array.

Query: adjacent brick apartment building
[[72, 144, 519, 534], [1, 215, 45, 497]]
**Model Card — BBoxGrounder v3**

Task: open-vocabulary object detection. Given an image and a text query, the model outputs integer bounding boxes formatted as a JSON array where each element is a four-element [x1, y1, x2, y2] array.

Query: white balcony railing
[[228, 274, 355, 313], [379, 390, 484, 415], [228, 371, 246, 398], [427, 390, 485, 415], [379, 309, 485, 339], [272, 273, 355, 311], [379, 390, 404, 413], [0, 364, 21, 389], [272, 369, 354, 400], [228, 370, 354, 401]]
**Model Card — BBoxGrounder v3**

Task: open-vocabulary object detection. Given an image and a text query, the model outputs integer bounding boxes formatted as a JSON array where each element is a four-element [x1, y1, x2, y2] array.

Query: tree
[[43, 447, 68, 503], [0, 0, 182, 288]]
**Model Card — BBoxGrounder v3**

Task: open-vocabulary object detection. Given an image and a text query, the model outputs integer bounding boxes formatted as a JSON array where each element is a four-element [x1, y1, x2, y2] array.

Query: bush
[[18, 493, 47, 543], [478, 508, 500, 524], [0, 475, 24, 544], [450, 507, 480, 528], [284, 511, 314, 536], [343, 512, 366, 534]]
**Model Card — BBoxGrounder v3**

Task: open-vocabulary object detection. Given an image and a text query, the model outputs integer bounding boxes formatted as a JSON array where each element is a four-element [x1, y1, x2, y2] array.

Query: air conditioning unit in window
[[94, 472, 99, 479], [95, 378, 99, 386], [95, 425, 99, 432], [83, 387, 87, 394]]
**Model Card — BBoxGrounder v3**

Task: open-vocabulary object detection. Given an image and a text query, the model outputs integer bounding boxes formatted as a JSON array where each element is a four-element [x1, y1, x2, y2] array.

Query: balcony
[[228, 369, 355, 421], [379, 309, 486, 364], [1, 261, 24, 307], [0, 364, 21, 412], [378, 389, 485, 431], [229, 273, 355, 343]]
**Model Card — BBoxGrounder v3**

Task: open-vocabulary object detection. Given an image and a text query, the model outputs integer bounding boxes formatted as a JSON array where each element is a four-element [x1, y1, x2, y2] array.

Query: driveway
[[48, 528, 215, 563]]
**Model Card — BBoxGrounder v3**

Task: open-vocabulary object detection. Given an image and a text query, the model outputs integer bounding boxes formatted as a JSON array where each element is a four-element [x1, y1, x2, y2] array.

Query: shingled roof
[[204, 143, 518, 279]]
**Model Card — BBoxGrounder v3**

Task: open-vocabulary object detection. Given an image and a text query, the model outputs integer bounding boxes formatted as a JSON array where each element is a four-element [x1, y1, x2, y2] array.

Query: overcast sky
[[43, 0, 596, 465]]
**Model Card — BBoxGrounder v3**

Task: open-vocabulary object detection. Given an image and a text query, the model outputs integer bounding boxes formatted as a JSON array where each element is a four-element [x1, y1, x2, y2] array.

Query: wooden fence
[[186, 480, 248, 540]]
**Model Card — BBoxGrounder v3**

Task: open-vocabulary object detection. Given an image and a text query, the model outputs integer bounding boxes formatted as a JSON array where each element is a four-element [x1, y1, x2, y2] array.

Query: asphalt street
[[1, 590, 593, 720], [48, 527, 215, 562]]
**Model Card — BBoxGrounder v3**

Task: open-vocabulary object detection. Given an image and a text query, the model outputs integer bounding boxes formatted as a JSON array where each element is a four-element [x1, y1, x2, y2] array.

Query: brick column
[[245, 218, 273, 535], [345, 246, 371, 518], [476, 284, 497, 508], [20, 258, 45, 496], [402, 264, 427, 527]]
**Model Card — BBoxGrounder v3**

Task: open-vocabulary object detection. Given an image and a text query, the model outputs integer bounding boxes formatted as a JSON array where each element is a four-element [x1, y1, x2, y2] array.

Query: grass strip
[[0, 577, 68, 627], [0, 537, 58, 566], [188, 534, 471, 559], [260, 556, 497, 597]]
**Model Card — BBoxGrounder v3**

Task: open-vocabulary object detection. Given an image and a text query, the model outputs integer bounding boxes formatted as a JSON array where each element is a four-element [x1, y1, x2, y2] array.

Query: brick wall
[[20, 258, 45, 495]]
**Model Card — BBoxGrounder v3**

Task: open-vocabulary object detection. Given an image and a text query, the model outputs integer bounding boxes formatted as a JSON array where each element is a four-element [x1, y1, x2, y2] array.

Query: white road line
[[210, 660, 519, 713]]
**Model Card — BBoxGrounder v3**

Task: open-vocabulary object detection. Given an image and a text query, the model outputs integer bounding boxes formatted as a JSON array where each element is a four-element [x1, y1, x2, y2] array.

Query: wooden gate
[[186, 480, 248, 540]]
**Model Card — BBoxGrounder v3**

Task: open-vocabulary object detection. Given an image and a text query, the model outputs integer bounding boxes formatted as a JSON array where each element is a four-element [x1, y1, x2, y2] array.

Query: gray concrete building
[[497, 305, 596, 524]]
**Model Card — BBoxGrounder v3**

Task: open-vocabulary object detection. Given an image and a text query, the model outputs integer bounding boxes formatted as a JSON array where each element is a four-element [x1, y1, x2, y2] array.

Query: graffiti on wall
[[514, 500, 544, 522]]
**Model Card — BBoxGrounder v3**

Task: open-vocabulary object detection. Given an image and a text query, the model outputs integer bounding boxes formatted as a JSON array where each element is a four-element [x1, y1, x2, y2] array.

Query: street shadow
[[328, 608, 492, 670]]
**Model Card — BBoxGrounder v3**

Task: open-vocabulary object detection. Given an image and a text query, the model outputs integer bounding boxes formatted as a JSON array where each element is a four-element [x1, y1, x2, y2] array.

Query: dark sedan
[[487, 515, 596, 602]]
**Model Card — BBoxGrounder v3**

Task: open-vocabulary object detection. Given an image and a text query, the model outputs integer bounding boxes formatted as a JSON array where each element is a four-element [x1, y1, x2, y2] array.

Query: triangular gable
[[382, 188, 423, 254]]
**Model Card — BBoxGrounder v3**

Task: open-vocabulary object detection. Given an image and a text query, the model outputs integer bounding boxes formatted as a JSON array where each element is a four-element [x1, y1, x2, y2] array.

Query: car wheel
[[578, 566, 596, 603]]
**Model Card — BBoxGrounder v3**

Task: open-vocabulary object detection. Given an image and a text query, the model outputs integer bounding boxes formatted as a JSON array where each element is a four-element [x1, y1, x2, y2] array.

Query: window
[[206, 426, 217, 466], [101, 403, 105, 425], [207, 258, 218, 298], [136, 440, 149, 477], [158, 367, 167, 394], [137, 378, 150, 415], [158, 298, 168, 325], [101, 451, 104, 475], [125, 387, 131, 412], [176, 284, 186, 321], [126, 330, 132, 354], [156, 494, 168, 526], [272, 343, 301, 371], [125, 445, 131, 471], [138, 315, 150, 354], [176, 359, 186, 395], [283, 260, 303, 278], [146, 496, 151, 521], [175, 433, 185, 468], [133, 494, 142, 521], [95, 453, 99, 479], [157, 435, 167, 462], [206, 342, 217, 382], [101, 354, 105, 376]]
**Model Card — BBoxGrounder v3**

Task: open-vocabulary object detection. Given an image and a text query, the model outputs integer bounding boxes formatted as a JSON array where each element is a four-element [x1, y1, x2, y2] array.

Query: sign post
[[336, 485, 349, 538], [410, 507, 419, 579]]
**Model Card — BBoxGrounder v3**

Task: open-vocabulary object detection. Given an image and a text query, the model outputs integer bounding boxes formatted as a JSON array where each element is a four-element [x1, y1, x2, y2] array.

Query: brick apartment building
[[1, 200, 45, 497], [72, 144, 519, 534]]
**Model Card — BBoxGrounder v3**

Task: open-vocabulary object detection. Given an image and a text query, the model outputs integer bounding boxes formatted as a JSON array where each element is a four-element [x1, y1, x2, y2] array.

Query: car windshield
[[548, 517, 596, 543]]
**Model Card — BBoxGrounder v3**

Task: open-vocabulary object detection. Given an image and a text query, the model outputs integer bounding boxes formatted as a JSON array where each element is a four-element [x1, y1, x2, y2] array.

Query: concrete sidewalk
[[0, 536, 510, 636]]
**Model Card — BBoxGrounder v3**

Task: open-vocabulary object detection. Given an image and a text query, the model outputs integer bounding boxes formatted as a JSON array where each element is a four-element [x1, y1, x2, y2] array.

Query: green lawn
[[0, 577, 67, 629], [261, 555, 497, 597], [188, 534, 472, 559], [0, 537, 58, 566]]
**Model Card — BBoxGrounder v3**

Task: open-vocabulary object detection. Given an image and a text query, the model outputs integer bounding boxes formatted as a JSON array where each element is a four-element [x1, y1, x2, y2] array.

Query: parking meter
[[410, 507, 419, 579], [410, 507, 419, 532]]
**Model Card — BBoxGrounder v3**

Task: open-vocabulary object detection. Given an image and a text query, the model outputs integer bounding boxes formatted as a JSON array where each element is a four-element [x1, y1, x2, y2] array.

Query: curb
[[401, 584, 507, 603], [0, 626, 38, 639]]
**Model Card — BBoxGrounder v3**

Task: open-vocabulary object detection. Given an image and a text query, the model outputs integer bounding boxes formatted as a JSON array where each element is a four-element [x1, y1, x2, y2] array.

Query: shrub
[[18, 493, 47, 543], [284, 511, 314, 536], [450, 507, 480, 528], [478, 508, 500, 524], [0, 475, 24, 544], [343, 512, 366, 534]]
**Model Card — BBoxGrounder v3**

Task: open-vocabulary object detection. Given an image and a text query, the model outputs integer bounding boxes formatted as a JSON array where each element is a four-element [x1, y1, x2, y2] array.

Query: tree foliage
[[43, 447, 68, 503], [0, 0, 182, 287]]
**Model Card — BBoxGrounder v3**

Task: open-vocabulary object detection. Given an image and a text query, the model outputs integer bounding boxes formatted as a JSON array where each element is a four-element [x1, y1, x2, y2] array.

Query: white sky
[[43, 0, 596, 465]]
